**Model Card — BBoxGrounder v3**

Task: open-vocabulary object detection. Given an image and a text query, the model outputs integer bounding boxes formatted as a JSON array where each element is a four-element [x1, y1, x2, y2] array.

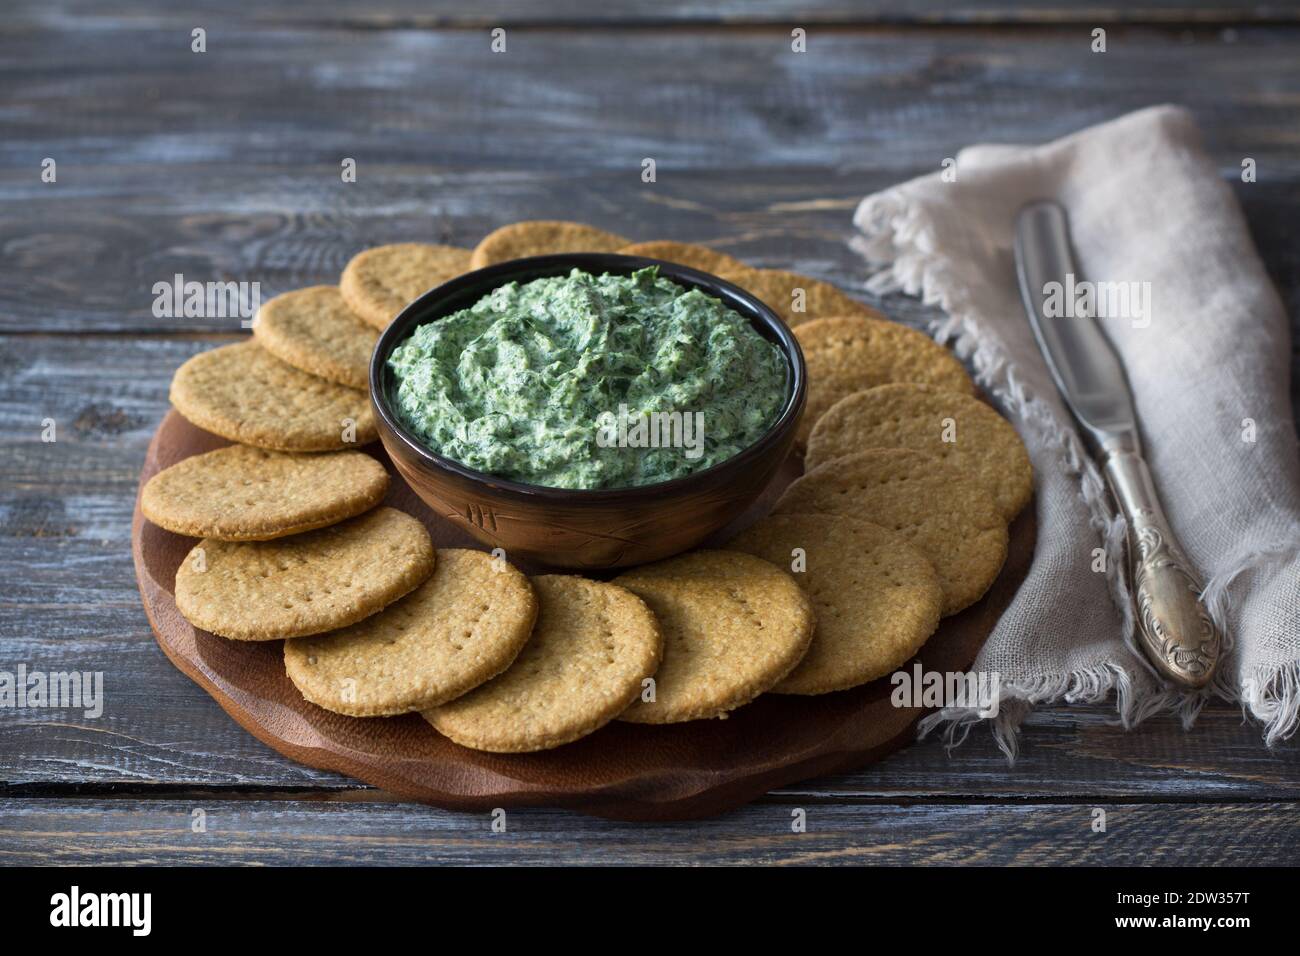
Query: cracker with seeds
[[470, 220, 630, 269], [806, 384, 1033, 519], [794, 316, 974, 446], [174, 507, 434, 641], [340, 243, 472, 329], [774, 448, 1006, 616], [253, 286, 378, 390], [720, 267, 884, 328], [170, 340, 377, 451], [286, 549, 538, 717], [423, 574, 661, 751], [617, 240, 745, 275], [142, 445, 388, 541], [730, 514, 942, 694], [615, 550, 814, 723]]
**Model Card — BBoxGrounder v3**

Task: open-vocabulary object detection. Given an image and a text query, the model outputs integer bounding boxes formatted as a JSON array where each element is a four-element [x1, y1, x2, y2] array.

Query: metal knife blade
[[1013, 200, 1222, 689], [1014, 201, 1139, 456]]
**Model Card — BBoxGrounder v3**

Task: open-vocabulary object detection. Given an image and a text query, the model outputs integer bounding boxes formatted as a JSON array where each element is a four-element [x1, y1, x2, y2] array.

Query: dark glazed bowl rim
[[370, 252, 806, 503]]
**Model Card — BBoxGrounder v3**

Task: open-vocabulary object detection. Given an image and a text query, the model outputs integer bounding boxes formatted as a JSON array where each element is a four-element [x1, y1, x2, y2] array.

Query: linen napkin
[[851, 105, 1300, 753]]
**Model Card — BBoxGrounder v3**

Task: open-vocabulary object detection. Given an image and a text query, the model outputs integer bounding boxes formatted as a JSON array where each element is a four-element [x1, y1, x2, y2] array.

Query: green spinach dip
[[387, 267, 787, 489]]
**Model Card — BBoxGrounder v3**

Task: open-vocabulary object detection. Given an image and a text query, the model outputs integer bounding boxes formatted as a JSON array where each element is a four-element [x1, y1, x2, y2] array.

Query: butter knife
[[1013, 200, 1221, 689]]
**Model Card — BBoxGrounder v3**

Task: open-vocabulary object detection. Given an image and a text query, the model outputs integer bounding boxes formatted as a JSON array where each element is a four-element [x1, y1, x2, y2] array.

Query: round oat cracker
[[253, 286, 378, 390], [617, 240, 745, 275], [340, 243, 472, 329], [423, 574, 661, 751], [720, 267, 884, 328], [286, 549, 538, 717], [729, 514, 942, 694], [170, 340, 377, 451], [470, 220, 630, 269], [142, 445, 388, 541], [794, 316, 974, 446], [614, 550, 814, 724], [174, 507, 434, 641], [774, 448, 1007, 616], [806, 383, 1033, 520]]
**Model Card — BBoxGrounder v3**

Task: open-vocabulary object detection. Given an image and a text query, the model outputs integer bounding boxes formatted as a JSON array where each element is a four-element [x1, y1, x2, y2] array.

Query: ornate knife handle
[[1102, 450, 1222, 688]]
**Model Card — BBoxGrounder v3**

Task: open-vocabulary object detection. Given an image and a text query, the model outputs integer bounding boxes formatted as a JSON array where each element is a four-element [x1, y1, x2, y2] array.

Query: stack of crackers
[[141, 220, 1030, 754]]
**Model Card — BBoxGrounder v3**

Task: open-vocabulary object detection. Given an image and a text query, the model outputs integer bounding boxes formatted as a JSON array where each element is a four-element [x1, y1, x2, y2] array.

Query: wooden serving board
[[133, 410, 1035, 821]]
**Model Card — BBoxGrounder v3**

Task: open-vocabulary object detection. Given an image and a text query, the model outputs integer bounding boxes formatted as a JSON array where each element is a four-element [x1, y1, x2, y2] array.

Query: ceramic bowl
[[370, 253, 805, 570]]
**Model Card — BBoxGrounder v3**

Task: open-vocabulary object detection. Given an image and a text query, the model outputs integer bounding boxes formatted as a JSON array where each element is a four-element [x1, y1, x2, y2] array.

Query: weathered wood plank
[[2, 27, 1297, 336], [6, 698, 1299, 799], [2, 6, 1298, 835], [1, 335, 1297, 797], [0, 168, 899, 333], [14, 0, 1300, 28], [4, 22, 1298, 336], [2, 167, 1297, 337], [2, 798, 1297, 865], [0, 337, 353, 787], [2, 25, 1297, 174]]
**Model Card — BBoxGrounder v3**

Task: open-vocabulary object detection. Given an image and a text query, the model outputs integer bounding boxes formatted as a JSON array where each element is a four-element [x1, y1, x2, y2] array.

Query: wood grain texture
[[14, 1, 1300, 27], [3, 2, 1299, 858], [2, 798, 1297, 865], [131, 410, 1029, 820], [3, 23, 1298, 339], [3, 338, 1297, 802], [3, 26, 1299, 174], [7, 699, 1298, 800], [3, 168, 1298, 341]]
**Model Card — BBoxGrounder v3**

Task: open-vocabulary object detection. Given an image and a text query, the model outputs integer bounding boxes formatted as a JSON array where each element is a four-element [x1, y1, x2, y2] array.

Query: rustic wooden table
[[2, 1, 1297, 865]]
